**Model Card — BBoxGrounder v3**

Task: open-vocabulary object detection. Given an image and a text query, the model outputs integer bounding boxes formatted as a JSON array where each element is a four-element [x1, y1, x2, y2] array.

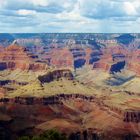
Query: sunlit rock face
[[1, 34, 140, 74], [89, 44, 140, 75], [0, 46, 4, 52], [1, 33, 140, 77], [0, 45, 47, 71], [1, 44, 31, 61], [50, 48, 74, 68], [0, 34, 140, 140], [41, 46, 93, 69], [93, 61, 110, 71], [0, 88, 5, 98]]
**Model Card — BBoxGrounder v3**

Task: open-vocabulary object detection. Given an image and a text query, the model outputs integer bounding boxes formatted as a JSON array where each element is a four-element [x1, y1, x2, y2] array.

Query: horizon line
[[0, 33, 140, 34]]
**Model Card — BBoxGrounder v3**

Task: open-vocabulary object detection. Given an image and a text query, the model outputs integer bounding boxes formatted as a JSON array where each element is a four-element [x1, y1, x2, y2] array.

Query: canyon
[[0, 33, 140, 140]]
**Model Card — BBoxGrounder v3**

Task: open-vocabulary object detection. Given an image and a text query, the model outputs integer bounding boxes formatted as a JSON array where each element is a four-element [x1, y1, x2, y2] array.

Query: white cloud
[[79, 0, 140, 19], [0, 0, 6, 8], [28, 0, 49, 6], [0, 0, 140, 32], [17, 9, 36, 16], [124, 2, 137, 15]]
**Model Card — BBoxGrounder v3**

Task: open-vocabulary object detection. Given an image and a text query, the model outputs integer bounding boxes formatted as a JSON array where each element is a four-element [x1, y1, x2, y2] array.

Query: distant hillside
[[115, 34, 135, 45]]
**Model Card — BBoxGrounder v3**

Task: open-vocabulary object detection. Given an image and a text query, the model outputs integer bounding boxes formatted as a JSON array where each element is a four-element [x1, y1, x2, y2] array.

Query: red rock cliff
[[0, 45, 47, 71]]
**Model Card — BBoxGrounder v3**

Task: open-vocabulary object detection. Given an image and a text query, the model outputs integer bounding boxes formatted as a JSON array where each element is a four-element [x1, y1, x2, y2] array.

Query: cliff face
[[50, 48, 74, 68], [0, 45, 47, 71], [0, 46, 4, 52], [41, 46, 93, 69], [90, 45, 140, 75], [38, 69, 74, 83], [124, 111, 140, 123], [93, 61, 110, 71], [0, 88, 5, 98], [0, 45, 31, 62], [2, 42, 140, 74]]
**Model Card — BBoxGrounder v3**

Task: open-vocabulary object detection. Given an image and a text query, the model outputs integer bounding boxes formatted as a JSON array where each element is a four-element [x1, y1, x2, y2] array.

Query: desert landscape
[[0, 33, 140, 140]]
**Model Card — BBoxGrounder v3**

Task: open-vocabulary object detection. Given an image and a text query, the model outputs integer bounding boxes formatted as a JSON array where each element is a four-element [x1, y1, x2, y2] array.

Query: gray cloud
[[79, 0, 139, 20], [0, 0, 140, 32], [1, 0, 76, 14]]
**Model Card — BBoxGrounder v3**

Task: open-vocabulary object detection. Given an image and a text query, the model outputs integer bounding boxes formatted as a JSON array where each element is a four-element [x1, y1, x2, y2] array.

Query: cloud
[[0, 0, 140, 32], [0, 14, 39, 27], [0, 0, 76, 13], [17, 9, 37, 16], [79, 0, 140, 19]]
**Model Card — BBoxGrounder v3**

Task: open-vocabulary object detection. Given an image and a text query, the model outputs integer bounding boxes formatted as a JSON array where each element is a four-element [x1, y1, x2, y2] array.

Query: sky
[[0, 0, 140, 33]]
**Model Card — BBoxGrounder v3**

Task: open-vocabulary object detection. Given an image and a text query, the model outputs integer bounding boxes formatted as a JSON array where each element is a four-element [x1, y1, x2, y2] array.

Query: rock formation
[[50, 48, 73, 68], [38, 69, 74, 83], [0, 94, 139, 139], [0, 34, 140, 140], [0, 88, 5, 98], [0, 44, 47, 71], [124, 111, 140, 123]]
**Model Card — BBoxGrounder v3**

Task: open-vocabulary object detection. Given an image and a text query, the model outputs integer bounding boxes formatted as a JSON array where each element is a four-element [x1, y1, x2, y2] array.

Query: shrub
[[18, 129, 68, 140]]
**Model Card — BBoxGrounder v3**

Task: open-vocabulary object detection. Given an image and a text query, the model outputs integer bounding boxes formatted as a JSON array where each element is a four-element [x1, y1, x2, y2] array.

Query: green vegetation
[[18, 129, 68, 140]]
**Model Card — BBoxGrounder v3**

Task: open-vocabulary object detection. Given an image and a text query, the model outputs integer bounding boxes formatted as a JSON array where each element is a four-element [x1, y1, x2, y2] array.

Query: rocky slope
[[1, 34, 140, 75], [0, 94, 139, 140], [0, 33, 140, 140], [0, 44, 47, 71]]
